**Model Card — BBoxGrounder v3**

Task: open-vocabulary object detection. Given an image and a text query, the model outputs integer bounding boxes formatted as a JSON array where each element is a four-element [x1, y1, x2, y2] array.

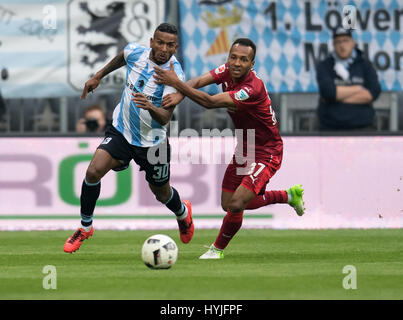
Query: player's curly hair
[[231, 38, 256, 60]]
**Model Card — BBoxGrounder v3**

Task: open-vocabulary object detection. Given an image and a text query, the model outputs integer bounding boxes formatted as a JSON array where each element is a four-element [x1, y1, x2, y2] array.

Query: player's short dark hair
[[155, 23, 178, 36], [231, 38, 256, 60]]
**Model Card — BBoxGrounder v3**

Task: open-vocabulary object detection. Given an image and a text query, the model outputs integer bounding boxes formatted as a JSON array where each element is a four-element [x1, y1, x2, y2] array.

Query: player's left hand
[[154, 61, 179, 86], [162, 92, 184, 109], [131, 93, 152, 110]]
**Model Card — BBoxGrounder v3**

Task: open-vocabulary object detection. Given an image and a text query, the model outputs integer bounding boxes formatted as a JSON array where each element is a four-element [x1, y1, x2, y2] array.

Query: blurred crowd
[[0, 26, 401, 135]]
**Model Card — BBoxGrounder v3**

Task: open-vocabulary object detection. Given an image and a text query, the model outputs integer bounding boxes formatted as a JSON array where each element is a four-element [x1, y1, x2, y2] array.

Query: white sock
[[81, 224, 92, 232], [176, 204, 188, 221]]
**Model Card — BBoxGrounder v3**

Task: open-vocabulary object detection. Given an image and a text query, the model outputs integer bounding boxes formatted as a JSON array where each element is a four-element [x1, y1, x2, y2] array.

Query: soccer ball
[[141, 234, 178, 269]]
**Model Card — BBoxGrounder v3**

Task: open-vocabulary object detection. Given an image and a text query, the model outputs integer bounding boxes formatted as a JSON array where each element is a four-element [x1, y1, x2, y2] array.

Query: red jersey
[[210, 63, 283, 162]]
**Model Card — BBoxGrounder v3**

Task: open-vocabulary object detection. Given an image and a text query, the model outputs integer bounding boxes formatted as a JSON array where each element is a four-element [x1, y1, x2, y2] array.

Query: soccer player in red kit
[[155, 38, 305, 259]]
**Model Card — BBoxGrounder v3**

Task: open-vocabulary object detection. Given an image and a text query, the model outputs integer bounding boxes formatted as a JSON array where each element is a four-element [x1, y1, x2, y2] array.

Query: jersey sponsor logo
[[126, 80, 159, 103], [215, 64, 226, 74], [234, 88, 250, 101]]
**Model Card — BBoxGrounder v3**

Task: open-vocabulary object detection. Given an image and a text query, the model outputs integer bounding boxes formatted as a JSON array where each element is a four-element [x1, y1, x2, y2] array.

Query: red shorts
[[222, 155, 282, 195]]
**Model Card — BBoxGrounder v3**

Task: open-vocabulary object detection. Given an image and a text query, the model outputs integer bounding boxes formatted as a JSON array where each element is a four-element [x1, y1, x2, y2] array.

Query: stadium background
[[0, 0, 402, 231]]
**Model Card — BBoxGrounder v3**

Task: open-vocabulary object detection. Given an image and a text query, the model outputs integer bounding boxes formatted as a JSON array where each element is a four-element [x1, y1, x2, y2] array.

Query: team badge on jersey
[[215, 64, 226, 74], [234, 88, 250, 101]]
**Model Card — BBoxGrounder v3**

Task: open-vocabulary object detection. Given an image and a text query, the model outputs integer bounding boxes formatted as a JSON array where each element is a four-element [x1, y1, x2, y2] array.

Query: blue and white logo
[[234, 88, 249, 101]]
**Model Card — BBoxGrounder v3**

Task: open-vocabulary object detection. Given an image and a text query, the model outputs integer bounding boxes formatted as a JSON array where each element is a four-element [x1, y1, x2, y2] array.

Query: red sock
[[213, 210, 243, 250], [246, 190, 288, 210]]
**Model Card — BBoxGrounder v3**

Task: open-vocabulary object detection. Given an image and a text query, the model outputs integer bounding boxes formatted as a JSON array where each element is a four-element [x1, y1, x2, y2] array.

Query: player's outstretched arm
[[81, 51, 125, 99], [155, 62, 236, 111], [160, 66, 215, 109]]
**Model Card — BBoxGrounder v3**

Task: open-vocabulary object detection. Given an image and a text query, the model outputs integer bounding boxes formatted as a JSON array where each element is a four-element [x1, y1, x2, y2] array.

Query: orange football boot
[[64, 226, 94, 253], [177, 200, 194, 244]]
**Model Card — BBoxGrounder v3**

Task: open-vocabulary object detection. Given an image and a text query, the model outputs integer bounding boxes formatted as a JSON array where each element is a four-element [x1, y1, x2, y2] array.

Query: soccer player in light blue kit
[[64, 23, 194, 253]]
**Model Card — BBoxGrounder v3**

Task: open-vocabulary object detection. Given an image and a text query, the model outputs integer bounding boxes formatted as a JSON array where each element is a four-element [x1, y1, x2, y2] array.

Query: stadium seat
[[279, 92, 398, 133]]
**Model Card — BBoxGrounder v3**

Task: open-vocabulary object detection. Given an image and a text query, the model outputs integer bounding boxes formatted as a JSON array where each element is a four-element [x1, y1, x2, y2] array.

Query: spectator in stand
[[76, 105, 107, 133], [316, 27, 381, 131]]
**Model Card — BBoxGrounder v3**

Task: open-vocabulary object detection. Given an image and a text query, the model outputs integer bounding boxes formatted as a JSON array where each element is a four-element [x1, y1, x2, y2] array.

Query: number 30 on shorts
[[152, 163, 169, 180]]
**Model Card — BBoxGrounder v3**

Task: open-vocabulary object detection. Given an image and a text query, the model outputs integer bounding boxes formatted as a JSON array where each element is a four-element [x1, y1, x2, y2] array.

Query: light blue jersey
[[112, 42, 185, 147]]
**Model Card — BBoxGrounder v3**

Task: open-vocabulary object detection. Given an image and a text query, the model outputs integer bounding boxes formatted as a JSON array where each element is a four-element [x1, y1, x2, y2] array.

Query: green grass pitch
[[0, 229, 402, 300]]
